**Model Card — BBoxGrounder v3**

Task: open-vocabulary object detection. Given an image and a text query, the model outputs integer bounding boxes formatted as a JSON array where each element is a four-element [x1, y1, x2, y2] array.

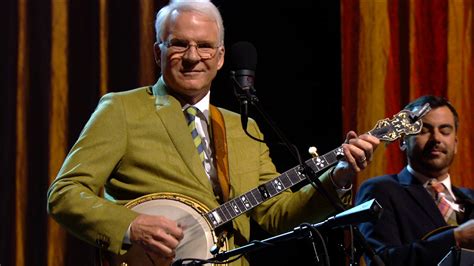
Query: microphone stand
[[211, 199, 382, 265], [230, 75, 385, 266], [214, 223, 324, 263], [173, 224, 323, 266]]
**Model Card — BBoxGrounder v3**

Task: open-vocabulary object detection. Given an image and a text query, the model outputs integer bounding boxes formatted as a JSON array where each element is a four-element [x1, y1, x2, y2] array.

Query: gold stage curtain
[[341, 0, 474, 191]]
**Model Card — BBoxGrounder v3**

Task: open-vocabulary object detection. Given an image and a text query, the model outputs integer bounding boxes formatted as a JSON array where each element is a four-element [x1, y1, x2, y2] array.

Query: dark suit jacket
[[355, 167, 474, 266], [47, 78, 343, 265]]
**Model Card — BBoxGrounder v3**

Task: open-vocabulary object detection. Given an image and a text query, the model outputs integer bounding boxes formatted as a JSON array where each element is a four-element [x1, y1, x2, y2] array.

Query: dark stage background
[[214, 1, 344, 265]]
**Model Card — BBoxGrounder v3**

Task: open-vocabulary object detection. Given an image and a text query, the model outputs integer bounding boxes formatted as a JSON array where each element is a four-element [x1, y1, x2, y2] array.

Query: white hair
[[155, 0, 225, 45]]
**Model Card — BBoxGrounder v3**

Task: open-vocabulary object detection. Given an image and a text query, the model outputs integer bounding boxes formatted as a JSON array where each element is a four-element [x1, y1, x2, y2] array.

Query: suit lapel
[[398, 168, 446, 226], [151, 80, 212, 192], [453, 186, 471, 202]]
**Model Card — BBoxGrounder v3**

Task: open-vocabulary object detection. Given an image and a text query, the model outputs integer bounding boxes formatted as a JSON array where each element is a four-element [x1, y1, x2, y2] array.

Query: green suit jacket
[[47, 78, 344, 265]]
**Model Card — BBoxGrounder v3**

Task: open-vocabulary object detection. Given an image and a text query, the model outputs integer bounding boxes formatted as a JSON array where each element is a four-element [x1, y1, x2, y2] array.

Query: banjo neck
[[205, 147, 343, 229], [205, 105, 431, 229]]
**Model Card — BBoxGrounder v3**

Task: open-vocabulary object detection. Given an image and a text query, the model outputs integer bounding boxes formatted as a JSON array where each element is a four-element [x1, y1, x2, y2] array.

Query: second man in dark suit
[[356, 95, 474, 266]]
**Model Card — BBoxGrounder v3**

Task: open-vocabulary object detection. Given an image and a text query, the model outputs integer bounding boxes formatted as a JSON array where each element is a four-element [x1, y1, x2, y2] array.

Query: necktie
[[185, 106, 206, 163], [428, 179, 458, 226], [185, 106, 225, 202]]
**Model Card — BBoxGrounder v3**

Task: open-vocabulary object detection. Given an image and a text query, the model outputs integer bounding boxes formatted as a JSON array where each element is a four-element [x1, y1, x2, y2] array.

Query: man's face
[[406, 106, 458, 178], [155, 10, 225, 104]]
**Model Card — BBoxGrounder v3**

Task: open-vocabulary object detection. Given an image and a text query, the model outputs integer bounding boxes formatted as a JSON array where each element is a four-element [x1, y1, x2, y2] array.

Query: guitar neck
[[205, 146, 345, 229]]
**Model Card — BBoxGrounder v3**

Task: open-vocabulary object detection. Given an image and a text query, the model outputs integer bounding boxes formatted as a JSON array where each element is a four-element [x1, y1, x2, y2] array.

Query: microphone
[[230, 41, 257, 94], [230, 41, 257, 131]]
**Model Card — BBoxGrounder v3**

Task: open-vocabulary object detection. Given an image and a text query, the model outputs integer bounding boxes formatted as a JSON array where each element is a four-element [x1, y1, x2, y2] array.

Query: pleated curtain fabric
[[341, 0, 474, 194]]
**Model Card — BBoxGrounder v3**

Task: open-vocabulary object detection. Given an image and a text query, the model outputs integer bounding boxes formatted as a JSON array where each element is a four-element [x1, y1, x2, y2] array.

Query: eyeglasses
[[160, 39, 220, 59]]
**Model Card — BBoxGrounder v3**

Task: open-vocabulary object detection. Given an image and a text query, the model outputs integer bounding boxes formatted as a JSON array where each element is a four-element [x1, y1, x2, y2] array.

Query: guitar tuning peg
[[308, 146, 319, 158]]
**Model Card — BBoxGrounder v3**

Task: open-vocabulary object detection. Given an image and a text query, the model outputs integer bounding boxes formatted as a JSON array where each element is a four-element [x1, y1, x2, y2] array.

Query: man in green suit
[[47, 0, 379, 265]]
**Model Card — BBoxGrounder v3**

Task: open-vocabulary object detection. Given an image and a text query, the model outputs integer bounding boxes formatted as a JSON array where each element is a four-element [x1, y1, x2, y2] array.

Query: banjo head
[[108, 193, 228, 266]]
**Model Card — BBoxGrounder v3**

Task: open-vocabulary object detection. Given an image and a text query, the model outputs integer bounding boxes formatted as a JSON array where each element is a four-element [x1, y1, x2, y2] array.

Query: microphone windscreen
[[230, 41, 257, 71]]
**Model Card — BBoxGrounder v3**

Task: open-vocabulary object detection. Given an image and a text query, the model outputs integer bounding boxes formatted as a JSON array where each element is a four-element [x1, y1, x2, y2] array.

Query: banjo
[[106, 105, 430, 266]]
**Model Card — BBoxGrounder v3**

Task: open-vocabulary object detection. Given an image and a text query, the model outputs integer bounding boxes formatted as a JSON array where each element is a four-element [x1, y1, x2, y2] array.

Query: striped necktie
[[428, 179, 458, 226], [185, 106, 206, 163]]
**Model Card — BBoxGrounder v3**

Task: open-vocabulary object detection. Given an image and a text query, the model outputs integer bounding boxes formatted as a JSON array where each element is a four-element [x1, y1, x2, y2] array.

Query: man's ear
[[216, 46, 225, 70], [153, 42, 162, 66], [454, 135, 458, 155]]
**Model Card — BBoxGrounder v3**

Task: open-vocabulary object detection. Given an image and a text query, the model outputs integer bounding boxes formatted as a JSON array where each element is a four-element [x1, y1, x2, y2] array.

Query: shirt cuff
[[123, 224, 132, 245], [329, 166, 353, 196]]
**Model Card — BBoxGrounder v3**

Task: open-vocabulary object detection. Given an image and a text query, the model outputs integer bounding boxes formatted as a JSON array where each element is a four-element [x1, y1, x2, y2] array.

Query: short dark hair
[[404, 95, 459, 130]]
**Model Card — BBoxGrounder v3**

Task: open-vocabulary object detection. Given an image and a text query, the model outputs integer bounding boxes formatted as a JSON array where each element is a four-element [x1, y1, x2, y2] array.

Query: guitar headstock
[[369, 103, 431, 142]]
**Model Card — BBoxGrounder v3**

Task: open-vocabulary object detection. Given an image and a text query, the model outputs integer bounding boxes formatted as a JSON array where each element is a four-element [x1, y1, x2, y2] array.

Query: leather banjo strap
[[210, 105, 230, 203]]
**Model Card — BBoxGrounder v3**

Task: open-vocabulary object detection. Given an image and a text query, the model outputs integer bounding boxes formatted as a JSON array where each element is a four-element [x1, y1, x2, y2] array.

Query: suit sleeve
[[47, 93, 139, 254], [355, 180, 456, 266], [245, 119, 347, 235]]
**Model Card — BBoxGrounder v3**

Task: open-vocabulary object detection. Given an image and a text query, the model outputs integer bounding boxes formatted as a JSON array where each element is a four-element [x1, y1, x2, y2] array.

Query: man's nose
[[182, 45, 201, 62], [430, 129, 442, 142]]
